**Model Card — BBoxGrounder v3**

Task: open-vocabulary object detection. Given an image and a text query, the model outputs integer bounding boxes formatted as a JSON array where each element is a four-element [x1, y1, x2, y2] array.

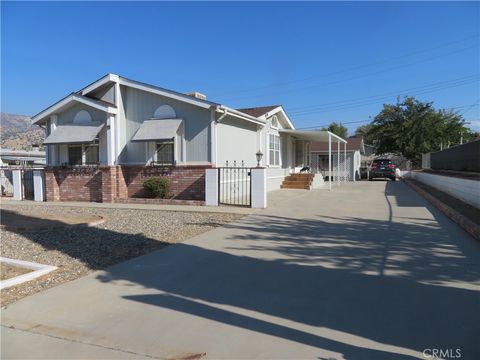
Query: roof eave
[[31, 94, 117, 125]]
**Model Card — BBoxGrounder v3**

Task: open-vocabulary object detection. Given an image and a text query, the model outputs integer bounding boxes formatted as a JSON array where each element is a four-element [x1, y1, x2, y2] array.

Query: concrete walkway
[[2, 181, 479, 359]]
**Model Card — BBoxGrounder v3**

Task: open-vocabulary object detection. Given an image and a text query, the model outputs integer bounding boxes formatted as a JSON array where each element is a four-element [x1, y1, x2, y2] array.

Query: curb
[[403, 179, 480, 241]]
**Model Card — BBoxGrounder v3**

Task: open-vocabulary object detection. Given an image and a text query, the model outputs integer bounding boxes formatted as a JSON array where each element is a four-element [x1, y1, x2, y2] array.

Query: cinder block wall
[[407, 171, 480, 209]]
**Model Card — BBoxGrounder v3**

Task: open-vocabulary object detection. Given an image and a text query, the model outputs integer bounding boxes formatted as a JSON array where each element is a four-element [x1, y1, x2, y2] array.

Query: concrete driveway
[[2, 181, 480, 360]]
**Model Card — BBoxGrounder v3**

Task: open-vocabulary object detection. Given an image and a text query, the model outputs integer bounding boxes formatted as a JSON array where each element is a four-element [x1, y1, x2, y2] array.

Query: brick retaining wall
[[45, 165, 209, 203], [121, 165, 208, 201], [45, 167, 102, 202]]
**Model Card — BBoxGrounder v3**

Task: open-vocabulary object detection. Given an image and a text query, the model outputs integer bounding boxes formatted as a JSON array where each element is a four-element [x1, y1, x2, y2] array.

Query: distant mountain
[[0, 112, 44, 150]]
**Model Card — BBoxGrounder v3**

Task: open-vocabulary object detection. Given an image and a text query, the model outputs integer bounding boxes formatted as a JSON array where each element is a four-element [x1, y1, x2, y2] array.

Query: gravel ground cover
[[0, 204, 242, 307], [0, 263, 32, 281]]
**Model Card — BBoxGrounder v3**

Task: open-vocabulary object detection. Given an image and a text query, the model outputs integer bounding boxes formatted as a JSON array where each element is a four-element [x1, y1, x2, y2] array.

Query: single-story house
[[32, 73, 347, 203], [311, 136, 366, 181], [0, 148, 46, 167]]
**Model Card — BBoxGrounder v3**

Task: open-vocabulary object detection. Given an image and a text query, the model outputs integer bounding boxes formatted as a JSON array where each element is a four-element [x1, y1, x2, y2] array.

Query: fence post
[[33, 170, 45, 202], [251, 168, 267, 209], [205, 168, 218, 206], [12, 170, 23, 200]]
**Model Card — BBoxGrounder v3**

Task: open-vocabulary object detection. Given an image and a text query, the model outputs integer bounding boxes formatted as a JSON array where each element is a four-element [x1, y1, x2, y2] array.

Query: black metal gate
[[22, 169, 34, 200], [218, 161, 251, 207]]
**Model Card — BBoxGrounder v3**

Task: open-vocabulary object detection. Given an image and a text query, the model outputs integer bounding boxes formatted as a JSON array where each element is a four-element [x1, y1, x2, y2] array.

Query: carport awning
[[131, 119, 182, 142], [43, 123, 105, 145], [279, 129, 347, 143]]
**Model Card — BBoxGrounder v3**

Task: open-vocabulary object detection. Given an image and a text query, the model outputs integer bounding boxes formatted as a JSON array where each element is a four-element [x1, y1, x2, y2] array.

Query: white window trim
[[268, 133, 281, 168], [154, 141, 175, 165], [68, 143, 99, 166], [144, 120, 185, 166]]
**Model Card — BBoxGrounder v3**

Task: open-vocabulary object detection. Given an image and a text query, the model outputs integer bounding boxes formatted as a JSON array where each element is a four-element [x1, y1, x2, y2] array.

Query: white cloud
[[467, 120, 480, 131]]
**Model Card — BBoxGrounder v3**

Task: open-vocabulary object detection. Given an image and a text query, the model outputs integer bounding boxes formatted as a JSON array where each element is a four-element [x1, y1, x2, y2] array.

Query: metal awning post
[[337, 139, 340, 186], [344, 142, 347, 183], [328, 133, 331, 191]]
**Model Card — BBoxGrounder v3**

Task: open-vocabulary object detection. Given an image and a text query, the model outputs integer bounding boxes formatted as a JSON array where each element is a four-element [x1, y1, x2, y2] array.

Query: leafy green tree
[[368, 97, 474, 163], [321, 122, 348, 139], [354, 124, 375, 144]]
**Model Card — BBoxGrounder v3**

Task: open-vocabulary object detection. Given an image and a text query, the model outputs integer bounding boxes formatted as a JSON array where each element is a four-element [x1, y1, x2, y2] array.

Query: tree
[[354, 124, 375, 144], [368, 97, 474, 163], [321, 122, 348, 139]]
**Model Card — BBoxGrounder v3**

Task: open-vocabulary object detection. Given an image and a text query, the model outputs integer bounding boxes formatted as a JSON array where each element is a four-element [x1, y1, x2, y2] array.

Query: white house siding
[[266, 167, 290, 192], [88, 84, 115, 104], [57, 103, 107, 126], [216, 115, 258, 167], [121, 87, 211, 164], [258, 115, 289, 169], [54, 103, 108, 165]]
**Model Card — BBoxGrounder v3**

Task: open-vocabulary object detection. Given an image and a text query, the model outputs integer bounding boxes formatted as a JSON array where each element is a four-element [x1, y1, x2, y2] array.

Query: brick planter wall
[[45, 167, 103, 202], [45, 165, 210, 203], [121, 165, 209, 201]]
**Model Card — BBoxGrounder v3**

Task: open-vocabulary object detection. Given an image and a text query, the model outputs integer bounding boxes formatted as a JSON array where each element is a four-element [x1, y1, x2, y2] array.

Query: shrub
[[143, 177, 171, 198]]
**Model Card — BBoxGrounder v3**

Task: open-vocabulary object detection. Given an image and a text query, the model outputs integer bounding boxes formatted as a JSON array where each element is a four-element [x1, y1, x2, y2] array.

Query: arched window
[[73, 110, 92, 124], [153, 104, 176, 119], [271, 115, 279, 129]]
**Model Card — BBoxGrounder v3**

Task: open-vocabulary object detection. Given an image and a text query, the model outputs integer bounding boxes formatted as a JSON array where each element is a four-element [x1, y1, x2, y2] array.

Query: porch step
[[280, 173, 314, 190]]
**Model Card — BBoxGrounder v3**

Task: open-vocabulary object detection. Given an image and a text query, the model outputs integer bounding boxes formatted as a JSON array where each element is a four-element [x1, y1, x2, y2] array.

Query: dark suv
[[369, 159, 396, 181]]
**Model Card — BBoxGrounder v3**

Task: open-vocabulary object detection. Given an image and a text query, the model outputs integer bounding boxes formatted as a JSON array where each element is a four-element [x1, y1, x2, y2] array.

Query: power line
[[290, 77, 478, 116], [296, 100, 480, 130], [288, 75, 478, 113], [297, 119, 371, 130], [211, 34, 478, 98], [223, 45, 477, 102]]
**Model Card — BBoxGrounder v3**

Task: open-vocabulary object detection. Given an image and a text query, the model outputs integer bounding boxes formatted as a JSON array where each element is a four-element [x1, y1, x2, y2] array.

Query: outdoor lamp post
[[256, 150, 263, 167]]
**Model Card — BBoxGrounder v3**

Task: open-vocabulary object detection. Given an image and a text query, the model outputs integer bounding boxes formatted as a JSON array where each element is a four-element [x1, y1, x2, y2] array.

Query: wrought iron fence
[[218, 161, 251, 207]]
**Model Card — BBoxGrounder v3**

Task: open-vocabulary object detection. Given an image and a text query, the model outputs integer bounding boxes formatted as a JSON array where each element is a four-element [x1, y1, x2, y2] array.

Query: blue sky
[[2, 1, 479, 134]]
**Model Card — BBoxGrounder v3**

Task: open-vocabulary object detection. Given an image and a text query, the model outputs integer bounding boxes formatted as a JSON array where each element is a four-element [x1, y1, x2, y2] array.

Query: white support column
[[328, 133, 332, 191], [344, 142, 347, 183], [12, 170, 22, 200], [33, 170, 45, 201], [114, 82, 121, 164], [251, 168, 267, 209], [210, 110, 217, 166], [205, 168, 219, 206], [106, 114, 116, 165], [81, 144, 86, 165], [337, 139, 340, 186], [49, 115, 58, 165]]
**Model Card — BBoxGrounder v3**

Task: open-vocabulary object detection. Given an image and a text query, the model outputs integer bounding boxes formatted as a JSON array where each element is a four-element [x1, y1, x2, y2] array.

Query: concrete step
[[281, 184, 311, 190], [282, 180, 313, 186]]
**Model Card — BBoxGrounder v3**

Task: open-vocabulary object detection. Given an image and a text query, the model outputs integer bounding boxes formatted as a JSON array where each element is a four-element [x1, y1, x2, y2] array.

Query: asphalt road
[[2, 181, 479, 360]]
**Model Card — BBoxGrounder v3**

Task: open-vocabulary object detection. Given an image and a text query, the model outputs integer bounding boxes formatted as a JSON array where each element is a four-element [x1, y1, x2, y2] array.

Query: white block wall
[[404, 171, 480, 209], [33, 170, 45, 202], [251, 168, 267, 208], [266, 167, 290, 192], [12, 170, 22, 200], [205, 168, 219, 206]]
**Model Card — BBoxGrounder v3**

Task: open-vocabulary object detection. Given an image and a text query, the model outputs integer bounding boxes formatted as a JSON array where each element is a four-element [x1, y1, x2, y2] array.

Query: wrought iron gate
[[22, 169, 34, 200], [218, 161, 251, 207]]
